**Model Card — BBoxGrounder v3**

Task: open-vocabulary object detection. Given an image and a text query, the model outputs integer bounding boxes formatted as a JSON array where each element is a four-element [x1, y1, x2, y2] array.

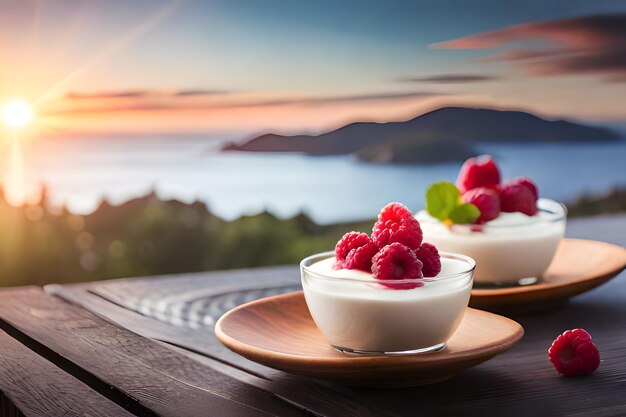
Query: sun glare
[[2, 100, 34, 130]]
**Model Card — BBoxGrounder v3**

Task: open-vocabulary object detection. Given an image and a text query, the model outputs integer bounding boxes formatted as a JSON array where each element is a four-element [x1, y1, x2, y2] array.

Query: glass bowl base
[[332, 342, 446, 356], [474, 276, 540, 289], [518, 276, 539, 286]]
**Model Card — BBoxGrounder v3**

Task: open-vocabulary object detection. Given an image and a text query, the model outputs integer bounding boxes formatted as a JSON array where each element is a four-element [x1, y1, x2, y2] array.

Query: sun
[[2, 100, 35, 130]]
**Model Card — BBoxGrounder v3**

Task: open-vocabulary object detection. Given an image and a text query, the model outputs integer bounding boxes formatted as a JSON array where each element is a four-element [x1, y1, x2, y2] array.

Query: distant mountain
[[222, 107, 621, 163]]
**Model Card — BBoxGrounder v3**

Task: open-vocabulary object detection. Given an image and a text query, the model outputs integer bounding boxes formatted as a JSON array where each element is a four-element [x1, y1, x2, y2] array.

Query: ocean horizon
[[1, 135, 624, 224]]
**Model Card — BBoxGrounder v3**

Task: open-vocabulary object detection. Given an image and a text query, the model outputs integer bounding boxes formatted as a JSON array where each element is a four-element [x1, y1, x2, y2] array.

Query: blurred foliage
[[0, 186, 623, 287], [565, 187, 626, 217], [0, 188, 369, 287]]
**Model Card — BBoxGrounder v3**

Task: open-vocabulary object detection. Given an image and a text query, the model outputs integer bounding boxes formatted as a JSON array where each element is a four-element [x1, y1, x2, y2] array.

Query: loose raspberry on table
[[371, 202, 422, 250], [334, 232, 378, 271], [414, 242, 441, 277], [462, 187, 501, 223], [548, 329, 600, 376], [456, 155, 501, 194], [371, 242, 424, 289], [499, 181, 538, 216]]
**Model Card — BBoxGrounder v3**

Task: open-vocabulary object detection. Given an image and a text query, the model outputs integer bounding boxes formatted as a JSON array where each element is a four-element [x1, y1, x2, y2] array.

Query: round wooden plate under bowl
[[470, 239, 626, 314], [215, 291, 524, 387]]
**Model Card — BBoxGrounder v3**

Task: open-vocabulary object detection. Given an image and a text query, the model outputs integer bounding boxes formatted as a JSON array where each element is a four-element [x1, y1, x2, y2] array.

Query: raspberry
[[499, 181, 538, 216], [371, 202, 422, 250], [414, 243, 441, 277], [335, 232, 378, 271], [456, 155, 501, 193], [548, 329, 600, 376], [513, 177, 539, 200], [371, 243, 424, 290], [462, 187, 501, 223]]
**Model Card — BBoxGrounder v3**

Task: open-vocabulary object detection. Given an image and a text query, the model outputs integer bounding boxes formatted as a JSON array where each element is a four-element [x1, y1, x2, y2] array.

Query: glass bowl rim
[[417, 198, 566, 229], [301, 251, 475, 285]]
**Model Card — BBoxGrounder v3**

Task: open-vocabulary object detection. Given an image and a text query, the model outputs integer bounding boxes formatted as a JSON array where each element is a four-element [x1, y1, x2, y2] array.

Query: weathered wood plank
[[0, 327, 134, 417], [321, 275, 626, 417], [48, 284, 387, 417], [59, 272, 626, 416], [0, 287, 305, 417], [88, 266, 302, 328], [47, 214, 626, 416]]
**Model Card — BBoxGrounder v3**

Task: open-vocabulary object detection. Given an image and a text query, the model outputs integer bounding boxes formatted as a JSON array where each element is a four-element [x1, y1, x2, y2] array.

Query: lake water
[[1, 135, 625, 224]]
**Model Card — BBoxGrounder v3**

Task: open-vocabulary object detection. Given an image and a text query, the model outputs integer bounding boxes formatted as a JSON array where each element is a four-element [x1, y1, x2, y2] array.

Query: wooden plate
[[215, 291, 523, 387], [470, 239, 626, 313]]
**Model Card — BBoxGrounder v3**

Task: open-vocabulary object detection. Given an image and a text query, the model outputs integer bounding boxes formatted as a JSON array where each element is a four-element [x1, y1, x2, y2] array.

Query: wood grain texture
[[82, 266, 302, 328], [216, 291, 524, 387], [327, 276, 626, 417], [470, 239, 626, 313], [0, 287, 305, 417], [47, 284, 389, 417], [41, 215, 626, 416], [0, 327, 133, 417]]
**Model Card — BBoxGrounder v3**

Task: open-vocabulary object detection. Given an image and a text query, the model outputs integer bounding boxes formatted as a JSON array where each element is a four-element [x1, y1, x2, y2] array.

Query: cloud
[[46, 90, 445, 115], [173, 89, 232, 97], [283, 91, 443, 104], [65, 89, 232, 100], [431, 14, 626, 82], [397, 74, 499, 83], [66, 91, 151, 99]]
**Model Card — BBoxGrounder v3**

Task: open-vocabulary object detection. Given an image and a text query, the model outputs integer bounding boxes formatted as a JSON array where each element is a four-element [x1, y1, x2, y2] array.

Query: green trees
[[0, 187, 621, 287], [0, 190, 359, 286]]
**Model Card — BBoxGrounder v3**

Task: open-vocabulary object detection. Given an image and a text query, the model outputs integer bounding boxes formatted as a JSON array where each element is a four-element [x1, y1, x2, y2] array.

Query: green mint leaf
[[448, 203, 481, 224], [425, 181, 460, 221]]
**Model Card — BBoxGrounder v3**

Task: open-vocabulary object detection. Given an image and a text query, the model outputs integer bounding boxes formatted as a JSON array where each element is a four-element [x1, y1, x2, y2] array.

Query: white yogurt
[[417, 198, 566, 285], [301, 255, 474, 353]]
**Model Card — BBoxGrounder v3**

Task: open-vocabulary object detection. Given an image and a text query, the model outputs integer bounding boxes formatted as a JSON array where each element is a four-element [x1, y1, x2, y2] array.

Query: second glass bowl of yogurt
[[301, 251, 475, 355], [417, 198, 566, 286]]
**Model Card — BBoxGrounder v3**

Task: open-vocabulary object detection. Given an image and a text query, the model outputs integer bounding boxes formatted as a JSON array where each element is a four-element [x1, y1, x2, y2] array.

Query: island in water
[[222, 107, 621, 164]]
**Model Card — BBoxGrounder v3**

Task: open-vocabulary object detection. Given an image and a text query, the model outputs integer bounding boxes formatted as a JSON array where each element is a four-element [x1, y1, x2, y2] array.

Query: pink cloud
[[431, 14, 626, 82], [43, 90, 447, 116]]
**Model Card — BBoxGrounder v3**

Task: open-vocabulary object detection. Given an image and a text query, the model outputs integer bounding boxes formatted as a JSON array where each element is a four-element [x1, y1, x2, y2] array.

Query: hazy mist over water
[[1, 136, 625, 224]]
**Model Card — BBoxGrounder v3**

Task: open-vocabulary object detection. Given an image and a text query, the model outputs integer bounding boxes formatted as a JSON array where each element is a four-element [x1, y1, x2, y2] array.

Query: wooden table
[[0, 215, 624, 417]]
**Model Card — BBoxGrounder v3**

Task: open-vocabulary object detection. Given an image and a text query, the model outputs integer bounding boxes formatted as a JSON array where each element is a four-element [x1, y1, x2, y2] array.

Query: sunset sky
[[1, 0, 625, 136]]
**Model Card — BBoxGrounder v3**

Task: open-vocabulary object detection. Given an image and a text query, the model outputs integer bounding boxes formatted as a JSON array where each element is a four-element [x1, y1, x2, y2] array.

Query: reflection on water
[[3, 137, 29, 206]]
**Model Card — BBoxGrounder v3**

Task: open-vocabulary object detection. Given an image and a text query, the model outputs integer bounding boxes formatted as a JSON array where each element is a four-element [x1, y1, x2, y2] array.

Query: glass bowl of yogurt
[[417, 198, 566, 286], [301, 251, 475, 355]]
